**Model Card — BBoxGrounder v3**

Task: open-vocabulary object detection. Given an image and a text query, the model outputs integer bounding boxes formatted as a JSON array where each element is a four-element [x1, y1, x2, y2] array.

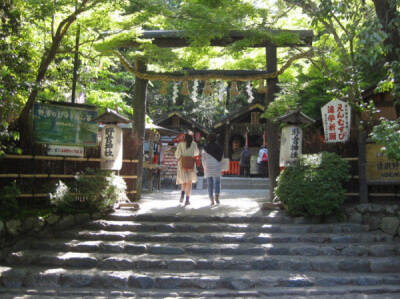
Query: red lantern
[[173, 132, 185, 143], [195, 132, 201, 142]]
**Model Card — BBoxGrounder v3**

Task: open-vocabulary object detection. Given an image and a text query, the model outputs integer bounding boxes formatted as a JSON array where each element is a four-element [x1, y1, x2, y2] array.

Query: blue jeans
[[207, 177, 220, 199]]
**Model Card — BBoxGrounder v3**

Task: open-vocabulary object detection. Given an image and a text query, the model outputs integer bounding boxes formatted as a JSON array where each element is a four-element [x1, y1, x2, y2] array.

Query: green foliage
[[370, 118, 400, 162], [0, 122, 22, 157], [0, 0, 37, 122], [50, 168, 128, 213], [275, 152, 350, 217], [0, 182, 20, 220]]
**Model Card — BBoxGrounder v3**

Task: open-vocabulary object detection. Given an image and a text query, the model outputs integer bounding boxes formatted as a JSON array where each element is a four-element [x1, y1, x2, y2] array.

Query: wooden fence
[[1, 154, 399, 204], [0, 154, 138, 200]]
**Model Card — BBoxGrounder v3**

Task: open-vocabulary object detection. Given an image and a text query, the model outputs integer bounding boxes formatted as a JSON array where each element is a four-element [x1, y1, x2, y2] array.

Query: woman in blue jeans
[[201, 133, 224, 205]]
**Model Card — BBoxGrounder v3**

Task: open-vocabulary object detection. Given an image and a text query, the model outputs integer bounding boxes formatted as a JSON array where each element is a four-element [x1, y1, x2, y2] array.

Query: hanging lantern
[[230, 81, 239, 96], [160, 81, 168, 94], [181, 81, 190, 95], [258, 79, 266, 93], [203, 80, 213, 95]]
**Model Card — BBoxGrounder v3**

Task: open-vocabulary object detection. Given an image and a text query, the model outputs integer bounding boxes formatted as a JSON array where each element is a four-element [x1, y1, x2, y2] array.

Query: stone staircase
[[1, 209, 400, 297], [199, 176, 269, 190]]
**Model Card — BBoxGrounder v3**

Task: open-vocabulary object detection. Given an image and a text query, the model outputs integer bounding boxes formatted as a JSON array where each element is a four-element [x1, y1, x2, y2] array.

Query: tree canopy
[[1, 0, 398, 152]]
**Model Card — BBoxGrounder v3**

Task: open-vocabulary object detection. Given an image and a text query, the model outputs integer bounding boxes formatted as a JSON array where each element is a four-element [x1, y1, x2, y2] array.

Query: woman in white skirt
[[175, 131, 199, 205]]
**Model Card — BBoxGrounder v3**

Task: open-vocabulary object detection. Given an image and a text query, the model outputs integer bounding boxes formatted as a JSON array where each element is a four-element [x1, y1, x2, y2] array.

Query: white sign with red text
[[47, 145, 84, 157], [321, 99, 351, 143]]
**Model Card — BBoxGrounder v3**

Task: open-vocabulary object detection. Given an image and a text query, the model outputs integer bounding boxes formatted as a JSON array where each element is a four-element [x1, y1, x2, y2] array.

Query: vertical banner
[[280, 125, 302, 166], [321, 99, 351, 143], [100, 124, 123, 170]]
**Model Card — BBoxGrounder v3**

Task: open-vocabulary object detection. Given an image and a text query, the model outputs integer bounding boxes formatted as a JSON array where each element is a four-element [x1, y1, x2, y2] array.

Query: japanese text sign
[[33, 103, 98, 147], [366, 144, 400, 181], [321, 99, 351, 143], [47, 145, 84, 157], [280, 125, 303, 166], [100, 124, 123, 170]]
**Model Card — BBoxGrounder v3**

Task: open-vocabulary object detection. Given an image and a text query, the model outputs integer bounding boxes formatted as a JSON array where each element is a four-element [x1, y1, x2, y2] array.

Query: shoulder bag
[[181, 156, 195, 172]]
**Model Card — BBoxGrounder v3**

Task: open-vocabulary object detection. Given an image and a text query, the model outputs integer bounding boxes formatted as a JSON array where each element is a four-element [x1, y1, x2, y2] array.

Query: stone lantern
[[277, 109, 315, 167], [93, 108, 131, 171]]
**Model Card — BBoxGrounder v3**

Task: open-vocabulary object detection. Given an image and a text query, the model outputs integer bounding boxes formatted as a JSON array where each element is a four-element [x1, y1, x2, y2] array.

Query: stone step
[[102, 211, 351, 225], [57, 229, 394, 244], [6, 250, 400, 273], [2, 286, 400, 298], [85, 220, 370, 234], [29, 239, 400, 257], [1, 267, 400, 290], [201, 177, 270, 190]]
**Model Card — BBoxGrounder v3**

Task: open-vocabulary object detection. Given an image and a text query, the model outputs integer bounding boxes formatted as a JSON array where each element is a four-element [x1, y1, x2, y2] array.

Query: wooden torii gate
[[112, 29, 313, 200]]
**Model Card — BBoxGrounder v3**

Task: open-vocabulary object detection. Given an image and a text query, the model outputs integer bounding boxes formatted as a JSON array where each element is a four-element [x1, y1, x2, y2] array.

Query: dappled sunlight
[[137, 189, 270, 217]]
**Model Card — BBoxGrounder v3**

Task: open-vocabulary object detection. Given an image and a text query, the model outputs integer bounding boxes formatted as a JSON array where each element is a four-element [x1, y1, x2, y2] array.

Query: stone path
[[1, 189, 400, 298]]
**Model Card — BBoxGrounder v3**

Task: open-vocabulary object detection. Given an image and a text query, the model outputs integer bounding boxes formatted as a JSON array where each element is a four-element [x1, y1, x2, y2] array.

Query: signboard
[[321, 99, 351, 143], [47, 145, 84, 157], [33, 103, 98, 147], [100, 124, 123, 170], [366, 144, 400, 181], [280, 125, 302, 166]]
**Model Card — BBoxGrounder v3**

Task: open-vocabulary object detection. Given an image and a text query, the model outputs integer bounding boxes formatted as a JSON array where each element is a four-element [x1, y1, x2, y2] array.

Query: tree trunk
[[372, 0, 400, 63], [265, 45, 280, 200], [17, 2, 91, 149]]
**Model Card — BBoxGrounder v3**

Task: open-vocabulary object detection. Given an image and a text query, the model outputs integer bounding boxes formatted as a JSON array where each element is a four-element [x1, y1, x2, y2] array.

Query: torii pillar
[[265, 45, 280, 200], [133, 60, 148, 200]]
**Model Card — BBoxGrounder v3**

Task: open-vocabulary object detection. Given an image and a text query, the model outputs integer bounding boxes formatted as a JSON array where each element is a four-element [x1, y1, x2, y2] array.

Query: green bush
[[370, 118, 400, 161], [275, 152, 350, 218], [50, 168, 128, 213], [0, 182, 20, 220]]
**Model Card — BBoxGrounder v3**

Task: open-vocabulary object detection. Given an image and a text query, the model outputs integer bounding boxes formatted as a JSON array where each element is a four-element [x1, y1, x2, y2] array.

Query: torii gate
[[111, 29, 313, 200]]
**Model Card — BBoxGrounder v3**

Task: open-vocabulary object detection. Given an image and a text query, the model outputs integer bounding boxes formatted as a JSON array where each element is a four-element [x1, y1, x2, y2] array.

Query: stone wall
[[345, 204, 400, 238], [0, 213, 102, 263]]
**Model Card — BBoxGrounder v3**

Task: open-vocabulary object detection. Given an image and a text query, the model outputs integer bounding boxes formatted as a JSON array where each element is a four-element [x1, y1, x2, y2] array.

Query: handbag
[[181, 156, 195, 172], [221, 158, 229, 172]]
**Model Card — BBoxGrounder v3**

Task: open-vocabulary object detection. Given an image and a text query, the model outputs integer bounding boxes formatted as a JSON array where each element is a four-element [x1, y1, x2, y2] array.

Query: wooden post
[[265, 45, 280, 200], [148, 130, 155, 192], [157, 140, 162, 190], [358, 129, 368, 203], [224, 125, 230, 158], [133, 60, 148, 200]]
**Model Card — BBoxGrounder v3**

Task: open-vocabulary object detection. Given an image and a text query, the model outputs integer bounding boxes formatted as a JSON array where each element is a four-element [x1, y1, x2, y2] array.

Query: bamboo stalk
[[343, 157, 359, 161], [369, 193, 400, 197], [4, 154, 138, 163], [120, 175, 138, 179], [0, 174, 137, 179], [17, 193, 49, 198]]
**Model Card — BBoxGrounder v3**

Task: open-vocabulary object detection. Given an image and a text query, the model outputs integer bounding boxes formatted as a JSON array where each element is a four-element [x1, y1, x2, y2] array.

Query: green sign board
[[33, 103, 98, 147]]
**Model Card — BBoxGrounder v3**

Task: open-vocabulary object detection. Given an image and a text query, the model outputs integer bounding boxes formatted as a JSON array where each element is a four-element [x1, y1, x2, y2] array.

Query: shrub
[[370, 118, 400, 161], [275, 152, 350, 218], [0, 182, 20, 220], [50, 168, 128, 213]]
